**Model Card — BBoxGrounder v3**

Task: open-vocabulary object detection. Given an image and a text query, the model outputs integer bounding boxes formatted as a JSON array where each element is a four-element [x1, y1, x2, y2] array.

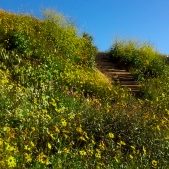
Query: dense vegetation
[[109, 40, 169, 99], [0, 10, 169, 169], [110, 41, 167, 79]]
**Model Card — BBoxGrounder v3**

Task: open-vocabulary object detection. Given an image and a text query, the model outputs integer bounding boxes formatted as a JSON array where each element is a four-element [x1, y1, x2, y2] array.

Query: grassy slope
[[0, 10, 169, 169]]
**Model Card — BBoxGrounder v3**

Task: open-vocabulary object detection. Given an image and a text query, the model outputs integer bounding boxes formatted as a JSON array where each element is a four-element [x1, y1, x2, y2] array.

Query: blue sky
[[0, 0, 169, 54]]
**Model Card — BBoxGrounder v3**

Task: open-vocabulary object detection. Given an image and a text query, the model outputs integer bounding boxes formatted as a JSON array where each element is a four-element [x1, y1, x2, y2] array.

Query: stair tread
[[108, 72, 132, 75], [120, 81, 138, 85], [106, 68, 127, 71]]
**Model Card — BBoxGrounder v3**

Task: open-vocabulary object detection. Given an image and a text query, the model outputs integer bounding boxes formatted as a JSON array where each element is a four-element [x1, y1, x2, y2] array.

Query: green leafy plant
[[2, 31, 30, 54], [110, 40, 166, 79]]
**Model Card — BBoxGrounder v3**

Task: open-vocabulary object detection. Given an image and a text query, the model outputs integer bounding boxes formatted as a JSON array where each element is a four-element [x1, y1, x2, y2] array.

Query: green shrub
[[110, 40, 166, 79], [2, 31, 30, 54]]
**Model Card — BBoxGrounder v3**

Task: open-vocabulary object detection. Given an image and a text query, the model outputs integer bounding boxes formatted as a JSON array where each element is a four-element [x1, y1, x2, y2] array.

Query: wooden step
[[108, 72, 132, 75], [96, 55, 110, 61], [99, 65, 115, 69], [121, 84, 141, 88], [118, 76, 135, 81], [100, 58, 112, 62], [102, 68, 127, 72], [117, 75, 135, 79], [120, 81, 138, 85]]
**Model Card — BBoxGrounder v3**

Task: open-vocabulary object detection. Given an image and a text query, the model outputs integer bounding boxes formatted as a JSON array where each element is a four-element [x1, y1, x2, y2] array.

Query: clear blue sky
[[0, 0, 169, 54]]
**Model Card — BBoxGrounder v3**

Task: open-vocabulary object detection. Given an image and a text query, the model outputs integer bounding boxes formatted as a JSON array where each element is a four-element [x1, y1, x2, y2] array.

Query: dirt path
[[96, 52, 141, 94]]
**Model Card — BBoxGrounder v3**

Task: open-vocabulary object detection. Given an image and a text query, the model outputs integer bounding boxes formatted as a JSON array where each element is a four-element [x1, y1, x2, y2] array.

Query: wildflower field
[[0, 10, 169, 169]]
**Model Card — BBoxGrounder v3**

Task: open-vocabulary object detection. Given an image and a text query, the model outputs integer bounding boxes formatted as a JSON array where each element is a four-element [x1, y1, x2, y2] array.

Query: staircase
[[96, 52, 141, 94]]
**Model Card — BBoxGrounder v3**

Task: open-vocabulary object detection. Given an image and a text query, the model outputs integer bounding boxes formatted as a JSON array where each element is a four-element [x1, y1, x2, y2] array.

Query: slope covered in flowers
[[0, 10, 169, 169]]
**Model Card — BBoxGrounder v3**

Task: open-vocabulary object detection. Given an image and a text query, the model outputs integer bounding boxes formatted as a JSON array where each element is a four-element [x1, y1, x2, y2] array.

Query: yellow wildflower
[[130, 145, 135, 150], [108, 132, 114, 139], [91, 140, 96, 145], [143, 146, 146, 155], [47, 130, 55, 140], [61, 118, 67, 127], [37, 152, 50, 165], [3, 126, 10, 133], [47, 143, 52, 149], [54, 126, 60, 133], [79, 150, 87, 156], [152, 160, 158, 168], [76, 127, 83, 133], [156, 125, 160, 131], [31, 127, 36, 132], [24, 145, 31, 151], [79, 136, 86, 141], [87, 149, 94, 155], [130, 145, 136, 154], [118, 140, 126, 146], [95, 149, 101, 159], [7, 156, 16, 168], [25, 153, 32, 163], [95, 152, 101, 159], [129, 154, 133, 159], [6, 144, 17, 152], [63, 147, 70, 154], [99, 141, 105, 150], [84, 132, 89, 140], [30, 141, 35, 148], [68, 113, 75, 119], [114, 156, 119, 163]]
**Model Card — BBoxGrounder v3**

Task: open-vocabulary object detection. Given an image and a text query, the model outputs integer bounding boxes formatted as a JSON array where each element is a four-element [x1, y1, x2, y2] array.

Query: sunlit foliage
[[0, 10, 169, 168]]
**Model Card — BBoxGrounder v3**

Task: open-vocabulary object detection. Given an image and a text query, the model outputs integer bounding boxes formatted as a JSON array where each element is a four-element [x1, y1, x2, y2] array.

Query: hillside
[[0, 10, 169, 169]]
